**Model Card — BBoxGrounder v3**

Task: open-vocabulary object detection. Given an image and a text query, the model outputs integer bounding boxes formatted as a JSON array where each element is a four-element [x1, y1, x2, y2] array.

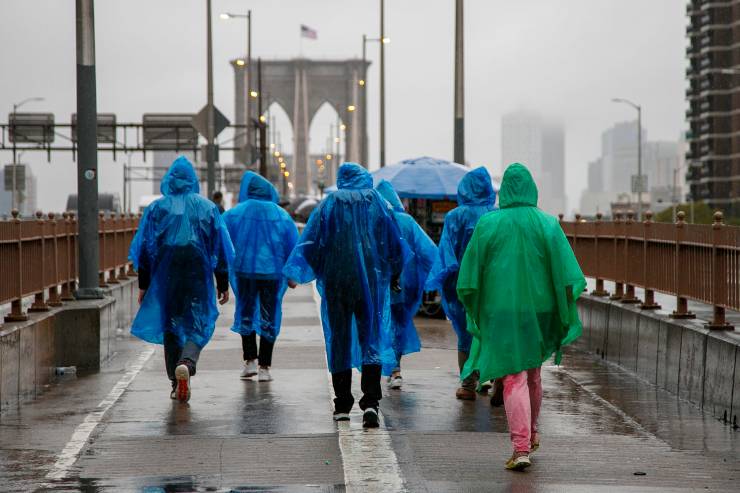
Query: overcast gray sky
[[0, 0, 686, 213]]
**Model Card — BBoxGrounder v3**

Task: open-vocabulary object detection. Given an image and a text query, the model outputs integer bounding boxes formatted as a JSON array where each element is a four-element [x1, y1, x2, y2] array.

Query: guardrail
[[561, 210, 739, 330], [0, 210, 139, 323]]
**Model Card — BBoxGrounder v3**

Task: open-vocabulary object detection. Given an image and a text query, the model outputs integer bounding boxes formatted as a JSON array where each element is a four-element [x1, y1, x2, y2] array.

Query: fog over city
[[0, 0, 685, 214]]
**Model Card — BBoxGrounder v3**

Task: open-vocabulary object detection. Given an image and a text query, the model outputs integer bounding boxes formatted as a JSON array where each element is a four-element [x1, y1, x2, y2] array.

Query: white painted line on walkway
[[46, 346, 155, 480], [309, 285, 406, 493]]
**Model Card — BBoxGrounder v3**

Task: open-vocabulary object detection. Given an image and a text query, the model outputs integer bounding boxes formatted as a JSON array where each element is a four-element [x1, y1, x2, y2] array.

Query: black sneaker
[[362, 407, 379, 428], [333, 411, 350, 422]]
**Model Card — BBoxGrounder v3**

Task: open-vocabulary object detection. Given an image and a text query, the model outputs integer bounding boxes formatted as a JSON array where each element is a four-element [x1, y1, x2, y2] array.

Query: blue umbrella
[[326, 156, 497, 200]]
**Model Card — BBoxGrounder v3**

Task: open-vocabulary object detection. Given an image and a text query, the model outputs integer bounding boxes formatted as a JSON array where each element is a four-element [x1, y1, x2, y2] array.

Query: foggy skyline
[[0, 0, 686, 214]]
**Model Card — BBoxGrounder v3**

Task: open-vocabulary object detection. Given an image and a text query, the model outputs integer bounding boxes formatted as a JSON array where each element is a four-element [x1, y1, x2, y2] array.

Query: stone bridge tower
[[232, 58, 369, 195]]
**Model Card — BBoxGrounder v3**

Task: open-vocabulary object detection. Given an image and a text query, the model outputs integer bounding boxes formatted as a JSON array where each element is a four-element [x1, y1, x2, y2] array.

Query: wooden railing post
[[5, 209, 28, 322], [107, 213, 120, 284], [98, 211, 108, 287], [641, 211, 660, 310], [707, 211, 732, 329], [29, 211, 50, 312], [592, 212, 609, 296], [610, 213, 624, 300], [126, 212, 138, 277], [47, 212, 63, 307], [671, 211, 695, 318], [60, 212, 76, 301], [621, 211, 640, 303]]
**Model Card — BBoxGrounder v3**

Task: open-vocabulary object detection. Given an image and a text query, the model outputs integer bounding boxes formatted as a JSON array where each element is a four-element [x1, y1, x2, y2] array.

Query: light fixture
[[259, 115, 266, 123], [274, 151, 281, 157], [280, 162, 286, 169], [326, 154, 333, 160], [270, 143, 276, 149], [235, 59, 246, 67], [382, 37, 390, 44], [334, 137, 340, 143], [250, 90, 258, 98], [219, 13, 231, 20], [316, 159, 323, 166], [284, 171, 290, 177], [358, 79, 365, 87], [340, 124, 346, 131], [347, 105, 356, 112]]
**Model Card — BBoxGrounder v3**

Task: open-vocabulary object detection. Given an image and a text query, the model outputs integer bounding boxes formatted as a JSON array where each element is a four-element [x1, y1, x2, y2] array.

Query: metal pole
[[75, 0, 103, 298], [258, 57, 268, 177], [246, 10, 252, 167], [11, 104, 17, 213], [206, 0, 216, 197], [361, 35, 368, 166], [379, 0, 386, 167], [454, 0, 465, 164], [637, 105, 642, 221]]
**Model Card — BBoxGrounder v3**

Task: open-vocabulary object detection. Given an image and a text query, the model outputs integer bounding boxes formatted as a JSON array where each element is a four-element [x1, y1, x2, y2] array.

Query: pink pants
[[502, 367, 542, 453]]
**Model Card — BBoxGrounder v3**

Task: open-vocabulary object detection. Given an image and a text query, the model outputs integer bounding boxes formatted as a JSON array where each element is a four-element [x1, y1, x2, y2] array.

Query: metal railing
[[0, 210, 139, 323], [561, 210, 739, 329]]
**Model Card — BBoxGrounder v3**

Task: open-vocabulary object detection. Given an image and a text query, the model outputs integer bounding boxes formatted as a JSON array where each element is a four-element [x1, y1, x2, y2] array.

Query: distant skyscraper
[[686, 1, 740, 217], [501, 110, 566, 214], [580, 122, 685, 217], [0, 164, 37, 217]]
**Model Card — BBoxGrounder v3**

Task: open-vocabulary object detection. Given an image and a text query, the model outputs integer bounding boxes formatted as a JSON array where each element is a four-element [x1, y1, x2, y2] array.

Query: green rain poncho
[[458, 163, 585, 382]]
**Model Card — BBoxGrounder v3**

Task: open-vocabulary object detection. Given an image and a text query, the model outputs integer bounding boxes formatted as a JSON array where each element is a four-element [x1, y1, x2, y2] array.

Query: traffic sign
[[192, 105, 230, 139]]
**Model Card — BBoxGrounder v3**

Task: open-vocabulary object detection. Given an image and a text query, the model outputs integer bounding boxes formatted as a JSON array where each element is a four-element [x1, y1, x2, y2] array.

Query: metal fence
[[0, 210, 139, 323], [561, 210, 739, 329]]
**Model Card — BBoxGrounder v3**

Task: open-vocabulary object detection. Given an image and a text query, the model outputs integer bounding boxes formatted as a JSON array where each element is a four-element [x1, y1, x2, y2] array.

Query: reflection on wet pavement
[[1, 285, 738, 492]]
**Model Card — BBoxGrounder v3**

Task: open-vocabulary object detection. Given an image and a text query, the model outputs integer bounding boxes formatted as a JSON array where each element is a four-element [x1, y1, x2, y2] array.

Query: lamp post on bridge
[[612, 98, 643, 221], [220, 10, 252, 167], [361, 34, 390, 168], [10, 97, 44, 214]]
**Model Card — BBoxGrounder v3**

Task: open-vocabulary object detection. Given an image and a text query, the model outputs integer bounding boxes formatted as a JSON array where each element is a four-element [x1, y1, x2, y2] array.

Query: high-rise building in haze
[[579, 122, 685, 217], [501, 110, 566, 214], [686, 1, 740, 217]]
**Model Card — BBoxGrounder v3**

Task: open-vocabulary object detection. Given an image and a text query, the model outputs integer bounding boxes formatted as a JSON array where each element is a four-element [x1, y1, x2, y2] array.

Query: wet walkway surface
[[1, 284, 739, 492]]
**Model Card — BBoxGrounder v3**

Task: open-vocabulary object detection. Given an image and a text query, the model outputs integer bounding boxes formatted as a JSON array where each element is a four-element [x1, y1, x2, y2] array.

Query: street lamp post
[[10, 97, 44, 213], [75, 0, 103, 298], [612, 98, 643, 221], [379, 0, 386, 167], [361, 34, 389, 168], [454, 0, 465, 165], [220, 11, 252, 166]]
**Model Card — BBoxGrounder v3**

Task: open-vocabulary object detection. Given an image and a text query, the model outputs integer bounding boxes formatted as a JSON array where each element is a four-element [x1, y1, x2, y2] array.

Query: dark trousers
[[242, 332, 275, 367], [331, 364, 382, 413], [164, 331, 202, 386], [236, 276, 279, 337]]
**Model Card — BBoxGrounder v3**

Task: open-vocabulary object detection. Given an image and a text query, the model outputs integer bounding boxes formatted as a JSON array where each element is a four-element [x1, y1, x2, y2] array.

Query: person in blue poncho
[[222, 172, 299, 383], [129, 156, 234, 403], [283, 163, 407, 428], [426, 166, 496, 401], [376, 180, 438, 390]]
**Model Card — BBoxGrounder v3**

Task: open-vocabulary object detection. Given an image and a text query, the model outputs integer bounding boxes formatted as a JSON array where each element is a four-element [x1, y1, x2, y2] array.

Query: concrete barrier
[[576, 294, 740, 428], [0, 278, 137, 413]]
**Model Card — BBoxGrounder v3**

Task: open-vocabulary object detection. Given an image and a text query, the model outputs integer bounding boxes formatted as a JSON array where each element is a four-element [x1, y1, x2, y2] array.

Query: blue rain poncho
[[425, 166, 497, 352], [376, 180, 438, 373], [222, 172, 299, 342], [129, 156, 234, 349], [283, 163, 409, 374]]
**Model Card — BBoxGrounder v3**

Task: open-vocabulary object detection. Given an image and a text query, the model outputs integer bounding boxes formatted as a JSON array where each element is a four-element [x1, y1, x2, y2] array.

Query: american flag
[[301, 24, 318, 40]]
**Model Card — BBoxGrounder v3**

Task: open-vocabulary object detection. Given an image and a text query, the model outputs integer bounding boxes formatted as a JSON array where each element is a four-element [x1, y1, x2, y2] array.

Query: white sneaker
[[240, 360, 258, 380], [387, 375, 403, 390], [258, 367, 273, 382]]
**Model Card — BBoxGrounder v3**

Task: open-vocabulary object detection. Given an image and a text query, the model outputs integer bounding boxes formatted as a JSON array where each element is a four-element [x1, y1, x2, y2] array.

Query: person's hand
[[288, 279, 298, 289], [218, 290, 230, 305], [138, 289, 146, 304]]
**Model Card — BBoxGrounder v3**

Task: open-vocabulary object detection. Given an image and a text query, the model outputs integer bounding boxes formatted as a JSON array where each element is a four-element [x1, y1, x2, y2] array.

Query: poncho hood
[[238, 171, 279, 203], [376, 180, 404, 212], [499, 162, 538, 208], [337, 162, 373, 190], [160, 156, 200, 196], [458, 166, 496, 206]]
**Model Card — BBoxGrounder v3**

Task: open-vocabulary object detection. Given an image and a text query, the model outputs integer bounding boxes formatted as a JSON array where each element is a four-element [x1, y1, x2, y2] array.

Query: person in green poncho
[[457, 163, 585, 471]]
